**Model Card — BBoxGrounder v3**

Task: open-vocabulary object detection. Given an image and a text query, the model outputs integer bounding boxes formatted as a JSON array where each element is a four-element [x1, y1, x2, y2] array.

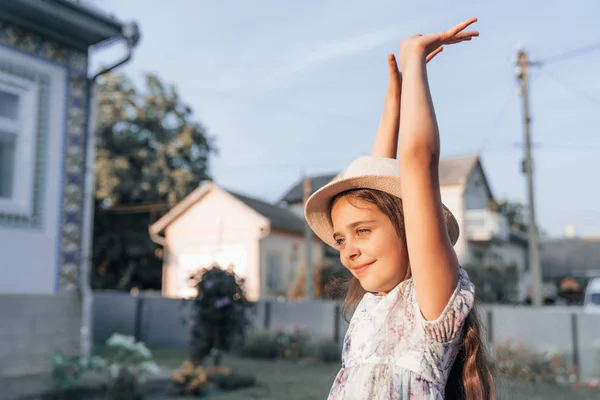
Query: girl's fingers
[[426, 46, 443, 62], [388, 54, 400, 76], [440, 18, 478, 41], [444, 37, 472, 45]]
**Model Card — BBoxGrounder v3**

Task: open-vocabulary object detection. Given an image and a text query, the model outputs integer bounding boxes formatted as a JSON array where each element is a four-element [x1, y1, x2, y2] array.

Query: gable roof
[[228, 191, 305, 234], [541, 238, 600, 279], [279, 173, 338, 205], [280, 154, 482, 204], [439, 154, 479, 186], [149, 182, 306, 236]]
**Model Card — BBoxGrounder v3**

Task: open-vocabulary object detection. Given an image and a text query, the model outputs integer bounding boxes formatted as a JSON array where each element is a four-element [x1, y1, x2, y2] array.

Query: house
[[538, 234, 600, 305], [149, 182, 325, 301], [0, 1, 139, 391], [0, 0, 139, 294], [281, 154, 529, 301]]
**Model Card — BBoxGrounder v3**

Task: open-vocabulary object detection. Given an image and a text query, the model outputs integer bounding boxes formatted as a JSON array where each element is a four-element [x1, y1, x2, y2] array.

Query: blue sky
[[90, 0, 600, 238]]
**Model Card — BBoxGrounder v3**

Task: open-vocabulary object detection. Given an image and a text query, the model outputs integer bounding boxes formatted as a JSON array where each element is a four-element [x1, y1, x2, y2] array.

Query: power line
[[537, 41, 600, 66], [538, 67, 600, 106], [478, 88, 517, 153]]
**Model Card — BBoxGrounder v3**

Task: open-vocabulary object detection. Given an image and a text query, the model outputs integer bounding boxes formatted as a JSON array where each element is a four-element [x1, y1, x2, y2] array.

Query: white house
[[149, 182, 325, 301], [0, 1, 139, 389], [280, 154, 529, 300], [0, 1, 139, 295]]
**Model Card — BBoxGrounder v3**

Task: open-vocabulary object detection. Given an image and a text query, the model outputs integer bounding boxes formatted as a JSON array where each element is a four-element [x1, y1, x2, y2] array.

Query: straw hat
[[304, 156, 460, 248]]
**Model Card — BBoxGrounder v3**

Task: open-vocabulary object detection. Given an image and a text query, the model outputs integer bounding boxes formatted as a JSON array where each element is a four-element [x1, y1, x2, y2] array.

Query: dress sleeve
[[414, 267, 475, 343]]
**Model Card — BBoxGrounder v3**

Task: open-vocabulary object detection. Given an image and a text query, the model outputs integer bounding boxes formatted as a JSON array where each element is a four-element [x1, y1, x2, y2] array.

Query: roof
[[438, 154, 479, 186], [280, 173, 338, 205], [229, 192, 305, 234], [149, 182, 307, 236], [280, 154, 481, 204], [0, 0, 128, 51], [541, 238, 600, 279]]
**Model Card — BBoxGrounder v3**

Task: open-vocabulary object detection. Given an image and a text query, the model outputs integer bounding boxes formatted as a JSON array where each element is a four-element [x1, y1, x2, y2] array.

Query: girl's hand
[[399, 17, 479, 69], [385, 45, 446, 104], [372, 45, 449, 159]]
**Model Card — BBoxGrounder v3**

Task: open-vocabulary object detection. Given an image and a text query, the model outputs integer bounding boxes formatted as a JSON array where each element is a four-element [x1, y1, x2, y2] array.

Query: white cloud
[[216, 26, 402, 94]]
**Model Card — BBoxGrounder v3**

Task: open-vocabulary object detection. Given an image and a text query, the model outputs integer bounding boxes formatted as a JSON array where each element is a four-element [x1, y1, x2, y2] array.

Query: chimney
[[564, 225, 577, 238]]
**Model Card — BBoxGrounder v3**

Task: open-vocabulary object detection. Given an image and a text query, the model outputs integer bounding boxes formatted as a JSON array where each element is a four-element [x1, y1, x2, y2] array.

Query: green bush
[[50, 333, 159, 400], [188, 264, 250, 366], [240, 328, 342, 364], [109, 366, 143, 400], [316, 339, 341, 363], [241, 329, 278, 359], [274, 327, 313, 360], [494, 341, 575, 384], [50, 352, 106, 395]]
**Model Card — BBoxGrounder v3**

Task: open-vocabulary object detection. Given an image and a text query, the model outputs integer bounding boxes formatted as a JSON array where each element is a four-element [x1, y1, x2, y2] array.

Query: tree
[[188, 264, 249, 366], [489, 199, 528, 233], [92, 73, 215, 290]]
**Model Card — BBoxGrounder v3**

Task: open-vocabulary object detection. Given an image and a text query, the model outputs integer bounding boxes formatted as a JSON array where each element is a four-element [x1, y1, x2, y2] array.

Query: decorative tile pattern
[[0, 22, 67, 64], [0, 62, 50, 229], [70, 51, 88, 74], [59, 74, 88, 292], [0, 20, 91, 292]]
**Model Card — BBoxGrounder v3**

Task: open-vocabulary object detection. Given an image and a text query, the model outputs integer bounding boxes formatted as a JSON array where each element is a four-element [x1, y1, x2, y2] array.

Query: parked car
[[583, 278, 600, 313]]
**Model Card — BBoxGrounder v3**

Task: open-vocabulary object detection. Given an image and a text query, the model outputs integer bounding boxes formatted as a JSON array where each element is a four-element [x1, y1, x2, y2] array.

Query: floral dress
[[328, 267, 474, 399]]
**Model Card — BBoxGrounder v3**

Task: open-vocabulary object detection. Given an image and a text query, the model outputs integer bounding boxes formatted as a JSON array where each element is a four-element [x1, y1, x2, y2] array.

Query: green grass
[[94, 346, 600, 400]]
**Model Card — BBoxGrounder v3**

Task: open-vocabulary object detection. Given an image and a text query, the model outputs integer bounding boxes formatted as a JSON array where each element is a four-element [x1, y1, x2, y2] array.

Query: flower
[[214, 297, 231, 309], [139, 361, 160, 375], [107, 333, 136, 349]]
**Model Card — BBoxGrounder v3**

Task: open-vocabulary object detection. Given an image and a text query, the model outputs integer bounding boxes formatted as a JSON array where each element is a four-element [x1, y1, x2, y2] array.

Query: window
[[0, 71, 39, 215], [0, 89, 19, 199], [266, 252, 283, 292]]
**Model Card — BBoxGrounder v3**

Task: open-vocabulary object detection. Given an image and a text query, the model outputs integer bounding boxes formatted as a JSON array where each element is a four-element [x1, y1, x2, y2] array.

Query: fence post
[[264, 301, 271, 330], [133, 296, 144, 342], [334, 303, 341, 344], [486, 308, 493, 346], [571, 312, 580, 380]]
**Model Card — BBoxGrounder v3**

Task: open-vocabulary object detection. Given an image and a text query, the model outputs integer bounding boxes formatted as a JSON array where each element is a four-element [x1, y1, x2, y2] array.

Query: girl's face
[[330, 195, 408, 294]]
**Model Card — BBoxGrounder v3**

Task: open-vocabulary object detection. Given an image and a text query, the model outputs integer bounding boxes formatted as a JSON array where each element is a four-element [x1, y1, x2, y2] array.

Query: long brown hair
[[327, 188, 495, 400]]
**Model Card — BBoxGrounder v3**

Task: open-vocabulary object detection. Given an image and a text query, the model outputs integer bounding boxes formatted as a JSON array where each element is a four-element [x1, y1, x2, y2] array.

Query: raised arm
[[397, 18, 478, 320], [371, 55, 402, 158], [371, 50, 444, 158]]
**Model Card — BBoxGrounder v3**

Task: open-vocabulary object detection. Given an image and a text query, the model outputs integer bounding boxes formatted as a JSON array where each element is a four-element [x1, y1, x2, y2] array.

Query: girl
[[305, 18, 495, 399]]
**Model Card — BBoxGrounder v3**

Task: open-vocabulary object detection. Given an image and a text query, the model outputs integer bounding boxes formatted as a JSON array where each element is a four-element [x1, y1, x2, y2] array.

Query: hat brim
[[304, 174, 459, 248]]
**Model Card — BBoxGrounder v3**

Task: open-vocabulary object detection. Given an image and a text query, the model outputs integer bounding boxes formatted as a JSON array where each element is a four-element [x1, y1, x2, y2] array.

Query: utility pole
[[303, 175, 314, 301], [516, 47, 543, 307]]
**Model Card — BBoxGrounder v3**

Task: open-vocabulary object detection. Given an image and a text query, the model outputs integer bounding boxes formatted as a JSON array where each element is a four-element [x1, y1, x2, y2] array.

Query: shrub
[[274, 326, 313, 360], [50, 352, 106, 395], [109, 366, 143, 400], [493, 341, 576, 384], [170, 360, 210, 396], [316, 339, 341, 363], [188, 264, 250, 366], [240, 328, 278, 359]]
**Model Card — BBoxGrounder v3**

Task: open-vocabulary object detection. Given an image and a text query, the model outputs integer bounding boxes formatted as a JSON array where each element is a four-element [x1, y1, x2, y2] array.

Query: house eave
[[0, 0, 125, 51]]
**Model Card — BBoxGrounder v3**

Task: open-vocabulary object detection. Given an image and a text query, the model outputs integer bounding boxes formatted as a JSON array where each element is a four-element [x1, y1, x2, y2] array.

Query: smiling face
[[330, 190, 409, 294]]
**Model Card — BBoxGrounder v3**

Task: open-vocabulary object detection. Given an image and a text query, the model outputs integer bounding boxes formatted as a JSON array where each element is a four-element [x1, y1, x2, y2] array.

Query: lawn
[[148, 349, 600, 400], [10, 348, 600, 399]]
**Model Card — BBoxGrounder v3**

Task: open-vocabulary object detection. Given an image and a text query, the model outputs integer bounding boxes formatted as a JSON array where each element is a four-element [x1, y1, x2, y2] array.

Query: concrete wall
[[92, 293, 600, 380], [0, 294, 81, 377]]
